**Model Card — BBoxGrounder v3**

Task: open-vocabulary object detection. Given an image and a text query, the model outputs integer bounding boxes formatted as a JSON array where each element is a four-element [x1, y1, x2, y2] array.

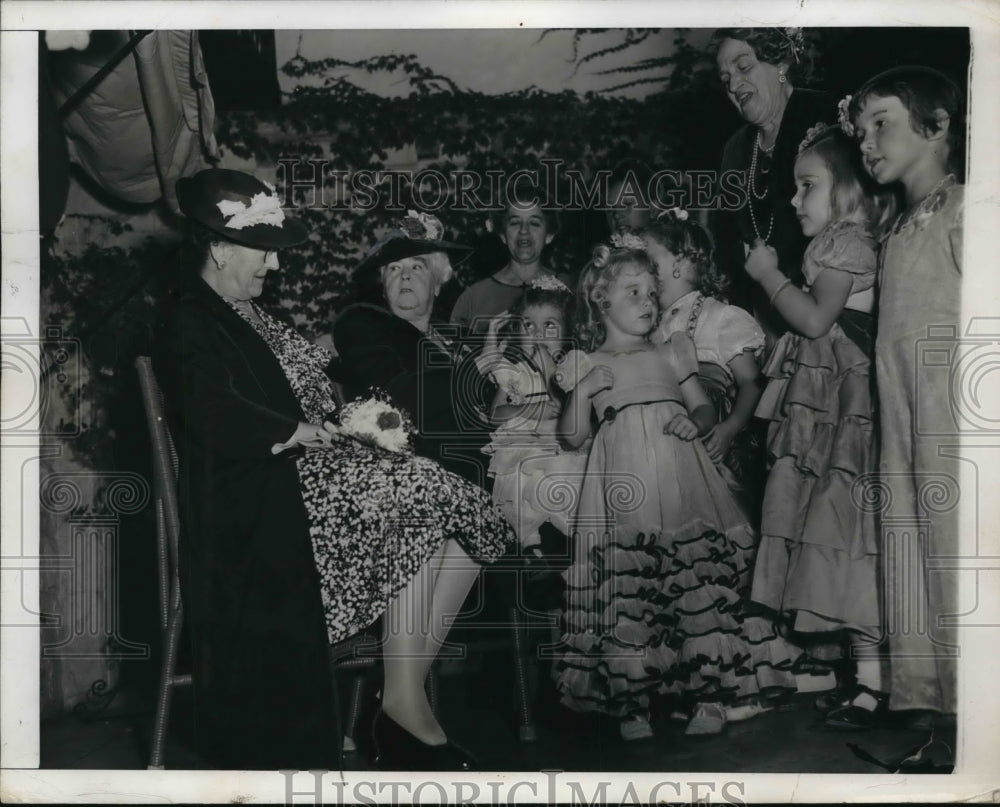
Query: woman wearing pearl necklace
[[711, 28, 832, 348]]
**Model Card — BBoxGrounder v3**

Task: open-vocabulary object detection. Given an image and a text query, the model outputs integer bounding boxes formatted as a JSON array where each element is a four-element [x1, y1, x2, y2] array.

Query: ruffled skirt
[[752, 324, 879, 635], [553, 403, 799, 718]]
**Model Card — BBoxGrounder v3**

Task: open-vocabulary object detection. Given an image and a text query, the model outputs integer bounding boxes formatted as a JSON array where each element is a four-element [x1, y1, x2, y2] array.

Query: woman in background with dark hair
[[450, 181, 566, 334], [711, 27, 832, 345]]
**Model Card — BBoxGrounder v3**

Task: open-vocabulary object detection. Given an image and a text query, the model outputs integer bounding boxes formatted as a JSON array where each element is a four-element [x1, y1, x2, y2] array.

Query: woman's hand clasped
[[272, 421, 345, 454]]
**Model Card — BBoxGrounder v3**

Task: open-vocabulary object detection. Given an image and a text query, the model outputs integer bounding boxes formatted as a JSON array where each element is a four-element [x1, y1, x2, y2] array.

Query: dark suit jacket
[[155, 277, 338, 770], [330, 303, 494, 489], [712, 88, 833, 336]]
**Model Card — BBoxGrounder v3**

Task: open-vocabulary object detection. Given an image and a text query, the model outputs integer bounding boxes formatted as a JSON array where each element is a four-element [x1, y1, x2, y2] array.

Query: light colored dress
[[875, 177, 962, 714], [657, 292, 766, 510], [479, 354, 589, 547], [751, 220, 880, 637], [552, 334, 799, 718]]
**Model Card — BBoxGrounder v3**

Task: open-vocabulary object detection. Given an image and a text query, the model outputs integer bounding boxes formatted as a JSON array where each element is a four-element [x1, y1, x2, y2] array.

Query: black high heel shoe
[[371, 710, 477, 771]]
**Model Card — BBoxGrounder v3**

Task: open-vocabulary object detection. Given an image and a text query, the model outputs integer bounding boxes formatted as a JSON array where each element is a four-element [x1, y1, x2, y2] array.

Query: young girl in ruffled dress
[[642, 211, 767, 521], [743, 123, 895, 729], [552, 239, 798, 741], [477, 276, 588, 557]]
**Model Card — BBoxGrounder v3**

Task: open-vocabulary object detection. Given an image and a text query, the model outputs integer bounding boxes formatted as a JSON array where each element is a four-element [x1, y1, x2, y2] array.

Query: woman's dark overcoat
[[155, 277, 339, 770]]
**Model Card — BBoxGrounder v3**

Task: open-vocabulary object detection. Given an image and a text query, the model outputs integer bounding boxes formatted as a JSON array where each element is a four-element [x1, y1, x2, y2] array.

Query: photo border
[[3, 1, 999, 802]]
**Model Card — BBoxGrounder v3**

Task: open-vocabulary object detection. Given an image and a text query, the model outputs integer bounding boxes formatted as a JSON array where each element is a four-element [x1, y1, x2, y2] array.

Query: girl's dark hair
[[797, 125, 899, 237], [640, 216, 729, 298], [848, 65, 966, 180], [711, 27, 813, 84], [488, 179, 561, 237], [501, 283, 576, 359]]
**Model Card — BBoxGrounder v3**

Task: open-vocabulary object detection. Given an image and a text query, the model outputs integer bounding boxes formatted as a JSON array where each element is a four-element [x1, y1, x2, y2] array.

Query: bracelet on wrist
[[769, 278, 793, 305]]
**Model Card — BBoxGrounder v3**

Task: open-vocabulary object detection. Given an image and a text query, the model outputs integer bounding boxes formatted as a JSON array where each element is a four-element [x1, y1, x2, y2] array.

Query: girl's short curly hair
[[575, 245, 660, 353], [711, 27, 813, 84]]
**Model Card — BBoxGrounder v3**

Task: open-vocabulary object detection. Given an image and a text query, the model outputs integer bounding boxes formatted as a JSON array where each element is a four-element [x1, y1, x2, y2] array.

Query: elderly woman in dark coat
[[711, 27, 832, 343], [156, 170, 514, 771], [331, 212, 498, 488]]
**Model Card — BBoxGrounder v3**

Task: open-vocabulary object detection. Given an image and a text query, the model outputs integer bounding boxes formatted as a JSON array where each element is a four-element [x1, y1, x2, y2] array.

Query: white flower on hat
[[217, 186, 286, 231]]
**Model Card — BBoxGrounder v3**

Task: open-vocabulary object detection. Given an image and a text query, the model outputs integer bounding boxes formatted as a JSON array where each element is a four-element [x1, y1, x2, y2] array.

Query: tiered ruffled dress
[[481, 355, 589, 546], [750, 220, 880, 637], [229, 302, 516, 645], [552, 334, 799, 718]]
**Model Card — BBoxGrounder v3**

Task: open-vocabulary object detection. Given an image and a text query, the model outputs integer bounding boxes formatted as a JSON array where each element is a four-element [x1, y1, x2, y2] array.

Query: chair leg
[[509, 605, 537, 743], [426, 664, 439, 718], [343, 674, 366, 750], [148, 596, 184, 769]]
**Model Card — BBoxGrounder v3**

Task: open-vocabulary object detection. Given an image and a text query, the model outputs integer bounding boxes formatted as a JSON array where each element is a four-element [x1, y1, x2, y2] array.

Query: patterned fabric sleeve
[[712, 303, 766, 367], [553, 349, 593, 393], [806, 221, 878, 293]]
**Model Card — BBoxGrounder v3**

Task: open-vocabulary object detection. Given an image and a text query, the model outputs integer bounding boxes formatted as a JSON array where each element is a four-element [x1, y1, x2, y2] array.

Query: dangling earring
[[778, 70, 787, 84], [672, 263, 682, 279]]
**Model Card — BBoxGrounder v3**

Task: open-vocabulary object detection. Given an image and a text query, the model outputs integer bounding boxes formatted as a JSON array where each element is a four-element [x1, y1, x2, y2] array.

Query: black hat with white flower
[[176, 168, 308, 249]]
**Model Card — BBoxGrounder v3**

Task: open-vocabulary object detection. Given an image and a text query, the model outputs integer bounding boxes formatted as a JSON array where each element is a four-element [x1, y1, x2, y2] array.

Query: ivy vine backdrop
[[38, 27, 969, 715]]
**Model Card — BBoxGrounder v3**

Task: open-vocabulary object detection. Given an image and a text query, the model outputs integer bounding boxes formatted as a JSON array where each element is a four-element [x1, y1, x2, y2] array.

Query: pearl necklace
[[747, 132, 774, 242]]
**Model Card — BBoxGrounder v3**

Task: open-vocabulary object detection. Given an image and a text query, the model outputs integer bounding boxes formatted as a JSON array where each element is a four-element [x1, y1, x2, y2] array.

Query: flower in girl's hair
[[399, 210, 444, 241], [610, 231, 647, 250], [338, 393, 414, 453], [837, 95, 855, 138], [798, 122, 829, 153], [655, 206, 690, 223], [528, 274, 571, 292]]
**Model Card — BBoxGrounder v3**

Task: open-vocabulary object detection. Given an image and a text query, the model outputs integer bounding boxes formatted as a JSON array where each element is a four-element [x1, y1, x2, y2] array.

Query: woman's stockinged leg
[[424, 538, 482, 661], [380, 539, 481, 745]]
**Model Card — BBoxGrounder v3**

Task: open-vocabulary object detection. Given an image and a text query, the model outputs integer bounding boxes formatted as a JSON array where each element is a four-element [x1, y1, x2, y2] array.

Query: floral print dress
[[229, 302, 516, 644]]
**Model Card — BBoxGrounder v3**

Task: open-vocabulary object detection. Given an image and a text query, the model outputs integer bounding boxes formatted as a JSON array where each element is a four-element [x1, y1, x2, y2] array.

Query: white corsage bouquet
[[338, 394, 415, 454]]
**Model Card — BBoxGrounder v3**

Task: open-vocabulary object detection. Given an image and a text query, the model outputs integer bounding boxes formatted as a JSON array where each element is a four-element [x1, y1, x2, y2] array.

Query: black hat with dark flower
[[354, 210, 472, 278], [176, 168, 308, 249]]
